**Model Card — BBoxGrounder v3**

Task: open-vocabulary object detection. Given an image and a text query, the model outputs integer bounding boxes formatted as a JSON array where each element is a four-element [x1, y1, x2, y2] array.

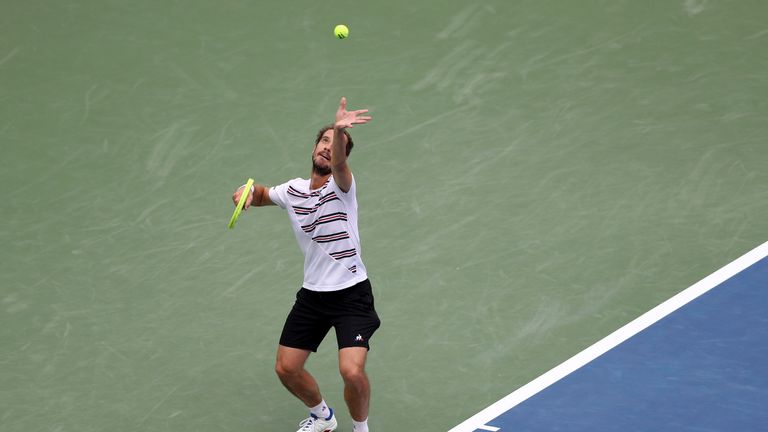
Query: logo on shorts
[[355, 334, 365, 342]]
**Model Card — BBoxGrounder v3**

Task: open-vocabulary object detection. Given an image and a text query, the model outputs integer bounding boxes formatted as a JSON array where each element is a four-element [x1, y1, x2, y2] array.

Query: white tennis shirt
[[269, 175, 368, 292]]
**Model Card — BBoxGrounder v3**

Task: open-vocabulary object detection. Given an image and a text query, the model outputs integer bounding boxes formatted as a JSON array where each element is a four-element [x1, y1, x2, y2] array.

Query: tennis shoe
[[297, 408, 337, 432]]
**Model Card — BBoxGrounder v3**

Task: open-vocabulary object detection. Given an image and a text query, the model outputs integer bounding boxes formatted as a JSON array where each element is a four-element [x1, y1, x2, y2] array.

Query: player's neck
[[310, 171, 331, 190]]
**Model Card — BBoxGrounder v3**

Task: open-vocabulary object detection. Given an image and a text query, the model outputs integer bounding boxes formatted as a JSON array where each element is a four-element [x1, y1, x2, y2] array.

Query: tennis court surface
[[452, 242, 768, 432]]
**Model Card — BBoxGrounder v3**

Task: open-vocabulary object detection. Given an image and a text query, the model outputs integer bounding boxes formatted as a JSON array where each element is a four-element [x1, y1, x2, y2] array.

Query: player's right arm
[[233, 183, 275, 209]]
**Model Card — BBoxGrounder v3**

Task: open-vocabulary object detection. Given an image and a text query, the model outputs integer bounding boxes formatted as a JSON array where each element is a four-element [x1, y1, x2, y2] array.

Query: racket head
[[228, 178, 254, 229]]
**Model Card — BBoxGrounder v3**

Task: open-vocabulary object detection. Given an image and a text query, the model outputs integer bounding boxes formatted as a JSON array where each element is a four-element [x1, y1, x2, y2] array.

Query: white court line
[[449, 240, 768, 432]]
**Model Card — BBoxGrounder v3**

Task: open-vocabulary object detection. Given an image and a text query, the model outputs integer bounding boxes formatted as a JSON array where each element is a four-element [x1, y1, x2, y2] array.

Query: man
[[232, 97, 379, 432]]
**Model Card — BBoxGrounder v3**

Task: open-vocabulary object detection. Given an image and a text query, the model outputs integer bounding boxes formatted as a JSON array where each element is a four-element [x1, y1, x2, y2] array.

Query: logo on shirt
[[355, 334, 365, 342]]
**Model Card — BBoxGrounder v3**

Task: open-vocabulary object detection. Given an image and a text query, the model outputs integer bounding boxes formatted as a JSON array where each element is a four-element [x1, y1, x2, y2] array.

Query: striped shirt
[[269, 175, 368, 292]]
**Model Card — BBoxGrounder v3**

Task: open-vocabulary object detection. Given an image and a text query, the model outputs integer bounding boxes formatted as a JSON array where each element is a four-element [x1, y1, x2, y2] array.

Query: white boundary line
[[449, 240, 768, 432]]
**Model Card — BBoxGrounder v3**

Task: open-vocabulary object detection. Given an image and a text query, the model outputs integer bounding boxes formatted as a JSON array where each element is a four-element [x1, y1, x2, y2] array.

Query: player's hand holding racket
[[232, 182, 254, 210], [229, 178, 254, 229]]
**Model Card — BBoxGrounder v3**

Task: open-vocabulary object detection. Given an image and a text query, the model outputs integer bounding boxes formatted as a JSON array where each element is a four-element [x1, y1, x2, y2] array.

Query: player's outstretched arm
[[232, 183, 274, 210], [332, 97, 372, 192]]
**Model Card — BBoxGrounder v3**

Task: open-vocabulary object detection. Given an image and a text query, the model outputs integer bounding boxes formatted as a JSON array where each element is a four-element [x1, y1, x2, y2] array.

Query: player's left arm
[[332, 97, 372, 193]]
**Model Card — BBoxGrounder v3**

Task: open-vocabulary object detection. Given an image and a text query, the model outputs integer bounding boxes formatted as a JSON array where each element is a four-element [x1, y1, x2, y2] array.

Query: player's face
[[312, 129, 334, 175]]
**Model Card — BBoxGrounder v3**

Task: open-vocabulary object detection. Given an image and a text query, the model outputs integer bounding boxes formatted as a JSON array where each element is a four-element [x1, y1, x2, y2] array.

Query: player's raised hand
[[335, 97, 372, 129]]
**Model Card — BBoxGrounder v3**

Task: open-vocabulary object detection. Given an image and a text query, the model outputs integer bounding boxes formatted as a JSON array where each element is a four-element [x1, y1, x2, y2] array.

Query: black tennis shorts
[[279, 279, 381, 352]]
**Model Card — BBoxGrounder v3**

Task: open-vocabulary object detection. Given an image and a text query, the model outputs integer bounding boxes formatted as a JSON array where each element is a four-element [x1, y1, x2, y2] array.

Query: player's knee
[[339, 364, 366, 384], [275, 360, 302, 379]]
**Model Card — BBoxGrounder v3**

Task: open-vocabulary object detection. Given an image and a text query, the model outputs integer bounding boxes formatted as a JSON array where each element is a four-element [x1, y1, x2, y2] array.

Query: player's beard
[[312, 155, 331, 176]]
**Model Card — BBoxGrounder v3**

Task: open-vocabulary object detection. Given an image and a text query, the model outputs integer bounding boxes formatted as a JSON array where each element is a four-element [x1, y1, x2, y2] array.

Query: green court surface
[[2, 1, 767, 431]]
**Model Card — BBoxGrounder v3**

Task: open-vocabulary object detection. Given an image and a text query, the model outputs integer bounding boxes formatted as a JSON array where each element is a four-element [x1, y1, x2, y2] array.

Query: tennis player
[[232, 97, 379, 432]]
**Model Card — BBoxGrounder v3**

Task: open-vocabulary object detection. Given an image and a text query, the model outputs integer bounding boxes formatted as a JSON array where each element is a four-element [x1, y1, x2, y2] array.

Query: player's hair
[[315, 125, 354, 156]]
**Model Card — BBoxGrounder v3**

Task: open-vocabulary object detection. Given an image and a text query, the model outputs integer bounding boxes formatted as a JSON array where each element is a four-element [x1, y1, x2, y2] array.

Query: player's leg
[[275, 345, 322, 406], [276, 345, 338, 431], [277, 286, 333, 404], [338, 347, 371, 422], [331, 279, 381, 431], [277, 288, 338, 430]]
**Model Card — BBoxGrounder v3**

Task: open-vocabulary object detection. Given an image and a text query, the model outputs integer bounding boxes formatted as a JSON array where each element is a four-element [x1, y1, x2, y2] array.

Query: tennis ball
[[334, 24, 349, 39]]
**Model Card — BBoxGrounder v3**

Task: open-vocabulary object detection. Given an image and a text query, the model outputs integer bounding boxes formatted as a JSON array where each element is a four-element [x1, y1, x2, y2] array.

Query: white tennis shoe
[[297, 409, 337, 432]]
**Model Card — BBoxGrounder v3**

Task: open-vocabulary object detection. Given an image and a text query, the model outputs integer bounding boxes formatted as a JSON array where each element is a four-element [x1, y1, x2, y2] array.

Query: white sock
[[352, 418, 369, 432], [310, 400, 331, 419]]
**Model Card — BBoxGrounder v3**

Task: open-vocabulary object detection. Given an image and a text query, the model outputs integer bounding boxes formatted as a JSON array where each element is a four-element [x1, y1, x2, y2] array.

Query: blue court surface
[[450, 241, 768, 432]]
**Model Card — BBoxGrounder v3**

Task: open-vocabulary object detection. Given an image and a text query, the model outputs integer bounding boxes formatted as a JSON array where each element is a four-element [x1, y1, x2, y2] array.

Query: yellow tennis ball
[[334, 24, 349, 39]]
